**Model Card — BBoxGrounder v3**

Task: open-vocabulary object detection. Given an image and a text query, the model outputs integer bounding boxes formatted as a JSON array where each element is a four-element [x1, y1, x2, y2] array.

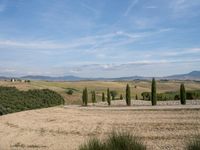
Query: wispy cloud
[[145, 6, 157, 9], [0, 28, 171, 51], [124, 0, 139, 16], [0, 4, 6, 12], [81, 2, 99, 15], [169, 0, 200, 17]]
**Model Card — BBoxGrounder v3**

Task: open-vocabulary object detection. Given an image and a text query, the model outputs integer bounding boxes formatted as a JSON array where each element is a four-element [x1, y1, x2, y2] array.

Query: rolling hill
[[1, 71, 200, 81]]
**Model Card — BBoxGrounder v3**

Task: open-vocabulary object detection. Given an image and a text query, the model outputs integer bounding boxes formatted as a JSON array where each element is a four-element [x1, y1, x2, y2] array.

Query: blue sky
[[0, 0, 200, 77]]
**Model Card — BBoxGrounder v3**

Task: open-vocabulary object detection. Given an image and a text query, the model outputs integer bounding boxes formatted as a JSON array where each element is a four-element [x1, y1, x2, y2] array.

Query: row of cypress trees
[[82, 78, 187, 106], [82, 87, 130, 106]]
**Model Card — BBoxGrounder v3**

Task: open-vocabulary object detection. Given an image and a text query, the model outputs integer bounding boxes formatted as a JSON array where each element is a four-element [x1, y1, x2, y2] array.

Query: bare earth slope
[[0, 101, 200, 150]]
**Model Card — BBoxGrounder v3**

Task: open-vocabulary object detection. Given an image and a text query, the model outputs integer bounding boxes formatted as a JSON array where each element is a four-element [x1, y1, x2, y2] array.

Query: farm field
[[1, 80, 200, 104], [0, 100, 200, 150]]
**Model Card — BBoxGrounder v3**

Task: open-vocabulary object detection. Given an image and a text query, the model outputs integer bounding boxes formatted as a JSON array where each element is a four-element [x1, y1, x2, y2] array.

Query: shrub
[[180, 83, 186, 105], [174, 94, 180, 100], [106, 131, 146, 150], [66, 89, 73, 95], [151, 78, 157, 106], [110, 90, 117, 100], [107, 88, 111, 106], [79, 138, 106, 150], [79, 131, 146, 150], [187, 135, 200, 150], [141, 92, 150, 100], [126, 84, 131, 106]]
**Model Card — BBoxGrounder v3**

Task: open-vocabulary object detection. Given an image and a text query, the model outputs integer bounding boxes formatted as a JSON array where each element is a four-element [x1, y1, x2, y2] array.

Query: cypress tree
[[107, 88, 111, 106], [151, 78, 157, 106], [85, 88, 88, 106], [82, 89, 85, 105], [136, 94, 138, 100], [82, 88, 88, 106], [92, 91, 96, 104], [180, 83, 186, 105], [126, 84, 131, 106], [120, 94, 123, 100], [102, 92, 105, 102]]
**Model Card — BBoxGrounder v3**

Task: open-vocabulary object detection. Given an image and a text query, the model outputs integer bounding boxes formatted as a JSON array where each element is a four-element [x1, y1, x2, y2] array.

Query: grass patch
[[79, 131, 146, 150], [187, 135, 200, 150]]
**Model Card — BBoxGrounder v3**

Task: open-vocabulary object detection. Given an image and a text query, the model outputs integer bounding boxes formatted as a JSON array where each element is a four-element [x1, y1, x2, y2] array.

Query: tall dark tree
[[126, 84, 131, 106], [180, 83, 186, 105], [120, 94, 123, 100], [91, 91, 96, 104], [82, 88, 88, 106], [151, 78, 157, 106], [102, 92, 105, 102], [82, 89, 85, 105], [107, 88, 111, 106], [136, 94, 138, 100]]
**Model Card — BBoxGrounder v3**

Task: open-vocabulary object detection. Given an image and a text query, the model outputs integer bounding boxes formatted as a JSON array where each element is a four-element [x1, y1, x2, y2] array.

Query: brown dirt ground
[[0, 101, 200, 150]]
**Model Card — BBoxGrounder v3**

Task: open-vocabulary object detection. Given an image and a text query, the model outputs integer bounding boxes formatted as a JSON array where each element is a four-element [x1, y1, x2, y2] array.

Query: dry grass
[[0, 105, 200, 150]]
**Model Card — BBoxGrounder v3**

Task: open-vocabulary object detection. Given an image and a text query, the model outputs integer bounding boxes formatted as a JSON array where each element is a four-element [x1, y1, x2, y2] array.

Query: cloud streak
[[124, 0, 139, 16]]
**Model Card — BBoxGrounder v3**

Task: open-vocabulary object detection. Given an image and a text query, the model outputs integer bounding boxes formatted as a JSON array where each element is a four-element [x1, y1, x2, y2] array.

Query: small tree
[[110, 90, 117, 100], [126, 84, 131, 106], [91, 91, 96, 104], [136, 94, 138, 100], [180, 83, 186, 105], [141, 92, 150, 100], [120, 94, 123, 100], [151, 78, 157, 106], [82, 88, 88, 106], [67, 89, 73, 95], [102, 92, 105, 102], [107, 88, 111, 106]]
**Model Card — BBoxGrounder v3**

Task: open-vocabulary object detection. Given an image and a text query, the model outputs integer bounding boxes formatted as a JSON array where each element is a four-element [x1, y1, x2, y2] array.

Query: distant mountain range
[[1, 71, 200, 81]]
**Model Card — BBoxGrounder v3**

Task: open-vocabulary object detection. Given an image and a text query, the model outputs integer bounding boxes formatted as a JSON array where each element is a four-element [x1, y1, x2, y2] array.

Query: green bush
[[79, 131, 146, 150], [0, 86, 64, 115], [66, 89, 73, 95], [187, 136, 200, 150], [141, 92, 150, 100], [110, 90, 117, 100]]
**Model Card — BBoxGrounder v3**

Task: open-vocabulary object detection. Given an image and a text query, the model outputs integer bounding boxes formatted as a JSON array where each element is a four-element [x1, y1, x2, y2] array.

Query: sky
[[0, 0, 200, 77]]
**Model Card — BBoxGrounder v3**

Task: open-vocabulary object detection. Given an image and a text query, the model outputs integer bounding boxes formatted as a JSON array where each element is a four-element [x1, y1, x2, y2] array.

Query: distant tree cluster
[[0, 86, 64, 115]]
